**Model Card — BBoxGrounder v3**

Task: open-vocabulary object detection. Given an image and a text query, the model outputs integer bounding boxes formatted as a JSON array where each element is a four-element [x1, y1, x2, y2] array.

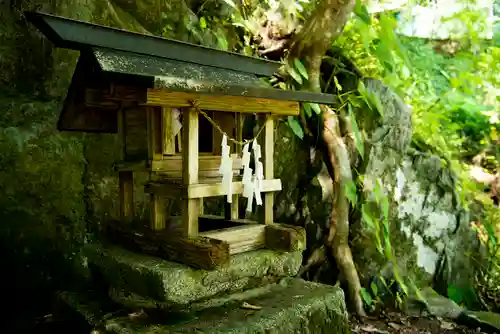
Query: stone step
[[85, 243, 303, 305], [103, 278, 349, 334]]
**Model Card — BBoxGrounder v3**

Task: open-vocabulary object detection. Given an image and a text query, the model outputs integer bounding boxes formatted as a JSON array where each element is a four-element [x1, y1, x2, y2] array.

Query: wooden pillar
[[119, 171, 134, 223], [162, 107, 176, 155], [148, 107, 166, 230], [260, 114, 274, 224], [229, 113, 243, 220], [151, 194, 166, 230], [182, 107, 200, 237]]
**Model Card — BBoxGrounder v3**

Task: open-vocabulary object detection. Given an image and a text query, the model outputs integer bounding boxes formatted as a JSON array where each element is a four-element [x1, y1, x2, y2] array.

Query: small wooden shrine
[[27, 12, 336, 270]]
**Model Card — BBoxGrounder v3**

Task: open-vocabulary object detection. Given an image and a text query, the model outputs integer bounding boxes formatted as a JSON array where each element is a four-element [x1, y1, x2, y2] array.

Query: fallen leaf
[[388, 322, 403, 330], [241, 302, 262, 310], [440, 320, 455, 330], [128, 309, 147, 320], [360, 324, 390, 333]]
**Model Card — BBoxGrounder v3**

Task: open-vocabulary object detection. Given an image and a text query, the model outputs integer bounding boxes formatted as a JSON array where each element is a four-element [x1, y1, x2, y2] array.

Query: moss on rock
[[86, 243, 304, 305], [104, 278, 349, 334]]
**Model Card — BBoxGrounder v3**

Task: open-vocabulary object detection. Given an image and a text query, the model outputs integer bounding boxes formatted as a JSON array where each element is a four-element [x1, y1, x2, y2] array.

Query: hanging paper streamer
[[242, 143, 250, 167], [241, 143, 253, 199], [245, 178, 254, 212], [171, 108, 182, 137], [218, 135, 233, 203], [253, 176, 262, 206]]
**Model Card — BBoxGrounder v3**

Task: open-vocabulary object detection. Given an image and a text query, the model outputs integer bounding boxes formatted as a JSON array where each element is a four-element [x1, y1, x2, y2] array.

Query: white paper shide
[[241, 140, 264, 212]]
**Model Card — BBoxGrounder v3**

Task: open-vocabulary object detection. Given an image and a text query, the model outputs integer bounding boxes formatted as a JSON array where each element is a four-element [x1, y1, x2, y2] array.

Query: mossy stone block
[[104, 278, 349, 334], [85, 243, 303, 305]]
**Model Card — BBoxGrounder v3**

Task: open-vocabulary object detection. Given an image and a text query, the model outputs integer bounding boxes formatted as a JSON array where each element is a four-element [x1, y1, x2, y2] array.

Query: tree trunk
[[287, 0, 366, 317]]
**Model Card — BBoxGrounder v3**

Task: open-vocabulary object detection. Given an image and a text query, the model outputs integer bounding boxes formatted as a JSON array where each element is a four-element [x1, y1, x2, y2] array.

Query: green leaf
[[361, 288, 373, 306], [286, 65, 303, 85], [311, 103, 322, 115], [333, 76, 343, 92], [447, 284, 462, 304], [215, 28, 229, 50], [354, 0, 371, 25], [370, 281, 378, 296], [302, 103, 312, 118], [381, 196, 390, 220], [344, 179, 357, 206], [199, 17, 207, 29], [287, 116, 304, 139], [348, 104, 364, 158], [293, 59, 309, 80], [222, 0, 237, 9], [361, 204, 375, 229]]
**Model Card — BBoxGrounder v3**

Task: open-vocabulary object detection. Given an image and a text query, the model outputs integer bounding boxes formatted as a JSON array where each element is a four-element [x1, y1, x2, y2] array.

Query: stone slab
[[85, 243, 303, 305], [104, 278, 349, 334]]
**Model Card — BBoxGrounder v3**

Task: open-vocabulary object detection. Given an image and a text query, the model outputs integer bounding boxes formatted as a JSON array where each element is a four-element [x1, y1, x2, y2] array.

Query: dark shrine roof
[[25, 11, 336, 105]]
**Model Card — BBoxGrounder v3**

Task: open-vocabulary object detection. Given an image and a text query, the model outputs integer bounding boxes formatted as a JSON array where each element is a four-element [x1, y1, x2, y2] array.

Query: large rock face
[[274, 78, 481, 293], [0, 0, 179, 306], [355, 79, 480, 292]]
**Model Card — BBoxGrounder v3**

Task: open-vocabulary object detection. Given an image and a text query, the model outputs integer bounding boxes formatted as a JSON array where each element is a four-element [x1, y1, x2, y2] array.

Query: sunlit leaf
[[333, 76, 342, 91], [215, 28, 229, 50], [294, 59, 309, 80], [344, 179, 357, 206], [311, 103, 322, 115], [361, 288, 373, 306], [199, 17, 207, 29], [287, 116, 304, 139], [222, 0, 237, 9], [286, 65, 303, 85], [354, 0, 371, 25]]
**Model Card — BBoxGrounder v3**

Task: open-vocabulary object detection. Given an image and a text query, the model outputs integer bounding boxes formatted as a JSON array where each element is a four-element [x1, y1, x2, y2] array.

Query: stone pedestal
[[85, 243, 304, 305]]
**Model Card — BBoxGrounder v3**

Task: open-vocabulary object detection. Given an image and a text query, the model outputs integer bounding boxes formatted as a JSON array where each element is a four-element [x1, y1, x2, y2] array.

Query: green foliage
[[471, 204, 500, 311]]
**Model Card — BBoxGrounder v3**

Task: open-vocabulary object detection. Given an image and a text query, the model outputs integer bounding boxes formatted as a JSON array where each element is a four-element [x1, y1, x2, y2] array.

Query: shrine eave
[[25, 11, 337, 105], [24, 11, 279, 77]]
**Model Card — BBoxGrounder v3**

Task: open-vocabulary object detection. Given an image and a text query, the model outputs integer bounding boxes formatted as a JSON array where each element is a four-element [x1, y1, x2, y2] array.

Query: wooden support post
[[224, 194, 239, 220], [147, 107, 162, 160], [119, 171, 134, 223], [182, 107, 200, 237], [260, 114, 274, 224], [150, 194, 166, 231], [162, 107, 176, 155]]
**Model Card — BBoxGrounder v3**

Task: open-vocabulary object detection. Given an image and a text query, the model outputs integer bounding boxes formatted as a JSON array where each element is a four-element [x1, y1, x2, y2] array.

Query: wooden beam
[[146, 89, 300, 116], [182, 107, 200, 237], [261, 115, 274, 224], [150, 154, 242, 173], [200, 224, 266, 255], [144, 179, 282, 199], [106, 221, 229, 270], [119, 171, 134, 222], [265, 224, 306, 252]]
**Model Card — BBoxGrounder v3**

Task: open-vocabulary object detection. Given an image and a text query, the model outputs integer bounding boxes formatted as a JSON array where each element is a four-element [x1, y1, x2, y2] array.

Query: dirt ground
[[350, 312, 489, 334]]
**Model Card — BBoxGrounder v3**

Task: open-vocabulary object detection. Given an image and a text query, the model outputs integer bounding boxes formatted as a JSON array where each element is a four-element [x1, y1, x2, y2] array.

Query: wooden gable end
[[58, 53, 118, 133]]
